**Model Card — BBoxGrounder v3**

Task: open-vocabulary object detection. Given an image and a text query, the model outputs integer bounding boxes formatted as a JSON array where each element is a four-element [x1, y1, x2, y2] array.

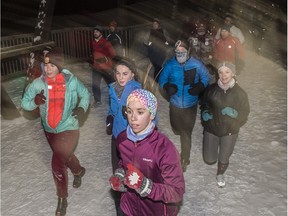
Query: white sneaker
[[216, 175, 226, 188]]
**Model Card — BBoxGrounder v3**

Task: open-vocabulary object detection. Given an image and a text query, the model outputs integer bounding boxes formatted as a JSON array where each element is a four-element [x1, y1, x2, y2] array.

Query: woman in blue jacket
[[106, 58, 141, 215], [158, 40, 210, 172], [109, 89, 185, 216], [200, 62, 250, 188]]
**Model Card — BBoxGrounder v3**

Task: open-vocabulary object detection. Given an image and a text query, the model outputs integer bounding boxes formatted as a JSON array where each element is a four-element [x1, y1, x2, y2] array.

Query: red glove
[[34, 90, 46, 105], [124, 164, 152, 197], [109, 168, 126, 192]]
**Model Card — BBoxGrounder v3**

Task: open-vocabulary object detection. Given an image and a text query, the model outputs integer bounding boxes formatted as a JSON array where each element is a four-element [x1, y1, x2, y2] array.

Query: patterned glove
[[109, 168, 127, 192], [34, 90, 46, 105], [124, 164, 152, 197], [72, 107, 85, 125], [106, 115, 114, 135], [202, 110, 213, 121], [221, 107, 238, 118]]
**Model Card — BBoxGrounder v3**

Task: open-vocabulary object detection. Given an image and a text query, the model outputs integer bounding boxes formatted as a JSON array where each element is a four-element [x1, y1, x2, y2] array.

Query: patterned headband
[[127, 89, 158, 116]]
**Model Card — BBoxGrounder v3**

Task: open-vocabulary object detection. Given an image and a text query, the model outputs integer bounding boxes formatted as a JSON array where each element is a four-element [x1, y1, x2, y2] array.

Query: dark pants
[[92, 68, 114, 102], [148, 45, 167, 82], [111, 136, 124, 216], [45, 130, 82, 198], [169, 104, 197, 162], [111, 136, 120, 173], [203, 131, 238, 174]]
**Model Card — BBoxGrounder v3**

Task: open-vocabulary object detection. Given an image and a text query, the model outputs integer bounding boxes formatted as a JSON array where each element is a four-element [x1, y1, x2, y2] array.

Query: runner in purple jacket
[[109, 89, 185, 216]]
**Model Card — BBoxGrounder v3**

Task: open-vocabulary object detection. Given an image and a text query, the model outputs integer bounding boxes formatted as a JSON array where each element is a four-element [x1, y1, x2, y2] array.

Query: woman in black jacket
[[200, 62, 250, 188]]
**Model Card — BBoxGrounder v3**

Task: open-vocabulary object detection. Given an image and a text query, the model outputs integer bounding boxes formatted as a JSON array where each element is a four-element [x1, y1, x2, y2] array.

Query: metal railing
[[0, 24, 153, 78]]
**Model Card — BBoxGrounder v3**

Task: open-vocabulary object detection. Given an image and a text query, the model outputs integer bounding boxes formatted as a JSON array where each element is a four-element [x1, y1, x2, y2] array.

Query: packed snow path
[[1, 49, 287, 216]]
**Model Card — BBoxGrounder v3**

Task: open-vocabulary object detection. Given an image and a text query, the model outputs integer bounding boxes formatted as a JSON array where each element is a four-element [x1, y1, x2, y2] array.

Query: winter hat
[[44, 47, 64, 71], [114, 57, 137, 75], [127, 89, 158, 117], [217, 62, 236, 76], [109, 20, 117, 28], [175, 39, 189, 52], [221, 24, 232, 32], [94, 25, 103, 33], [153, 18, 160, 24]]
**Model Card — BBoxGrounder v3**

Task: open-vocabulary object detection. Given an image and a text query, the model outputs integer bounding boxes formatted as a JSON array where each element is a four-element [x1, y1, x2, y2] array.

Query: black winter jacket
[[200, 82, 250, 137]]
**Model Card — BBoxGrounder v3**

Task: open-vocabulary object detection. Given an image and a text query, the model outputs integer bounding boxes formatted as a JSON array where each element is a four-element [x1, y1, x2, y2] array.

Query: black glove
[[34, 90, 46, 105], [72, 107, 85, 126], [122, 106, 127, 120], [106, 115, 114, 135], [188, 82, 205, 96], [87, 55, 93, 65], [163, 83, 178, 97]]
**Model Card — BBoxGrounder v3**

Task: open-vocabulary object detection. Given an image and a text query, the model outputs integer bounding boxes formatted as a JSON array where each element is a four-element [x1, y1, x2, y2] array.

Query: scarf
[[217, 78, 236, 92], [112, 82, 124, 99], [127, 120, 156, 143]]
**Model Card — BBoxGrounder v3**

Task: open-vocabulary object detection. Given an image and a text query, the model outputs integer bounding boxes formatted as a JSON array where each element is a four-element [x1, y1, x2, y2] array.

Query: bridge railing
[[0, 23, 153, 78]]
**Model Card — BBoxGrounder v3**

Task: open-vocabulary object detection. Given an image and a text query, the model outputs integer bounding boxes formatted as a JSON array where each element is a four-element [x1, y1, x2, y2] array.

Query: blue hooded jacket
[[108, 79, 141, 138]]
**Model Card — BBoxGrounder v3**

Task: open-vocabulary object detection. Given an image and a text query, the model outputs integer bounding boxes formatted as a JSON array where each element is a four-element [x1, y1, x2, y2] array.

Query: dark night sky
[[1, 0, 286, 36], [1, 0, 140, 36], [53, 0, 118, 15]]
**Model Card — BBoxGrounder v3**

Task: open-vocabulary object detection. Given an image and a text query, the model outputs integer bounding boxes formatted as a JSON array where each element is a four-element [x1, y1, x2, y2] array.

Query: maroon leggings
[[45, 130, 82, 198]]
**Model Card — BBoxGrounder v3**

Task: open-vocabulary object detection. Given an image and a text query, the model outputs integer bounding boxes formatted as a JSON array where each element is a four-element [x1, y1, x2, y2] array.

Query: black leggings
[[203, 131, 238, 165]]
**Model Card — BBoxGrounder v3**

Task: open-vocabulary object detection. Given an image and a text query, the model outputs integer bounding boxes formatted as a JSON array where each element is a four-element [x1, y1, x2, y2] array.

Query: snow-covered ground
[[1, 47, 287, 216]]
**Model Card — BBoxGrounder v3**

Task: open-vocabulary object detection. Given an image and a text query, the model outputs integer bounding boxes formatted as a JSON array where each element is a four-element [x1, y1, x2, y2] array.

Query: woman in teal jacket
[[21, 48, 90, 216]]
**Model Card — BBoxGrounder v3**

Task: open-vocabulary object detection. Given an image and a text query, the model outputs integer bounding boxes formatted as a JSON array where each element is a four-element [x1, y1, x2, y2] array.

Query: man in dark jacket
[[145, 18, 171, 81], [158, 40, 210, 172]]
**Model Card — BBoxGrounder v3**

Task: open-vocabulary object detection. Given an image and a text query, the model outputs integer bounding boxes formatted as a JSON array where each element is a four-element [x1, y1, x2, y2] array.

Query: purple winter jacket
[[117, 128, 185, 216]]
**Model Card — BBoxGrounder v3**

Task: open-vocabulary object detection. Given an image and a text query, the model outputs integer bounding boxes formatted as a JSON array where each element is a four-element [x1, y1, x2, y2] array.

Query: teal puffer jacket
[[21, 69, 90, 133]]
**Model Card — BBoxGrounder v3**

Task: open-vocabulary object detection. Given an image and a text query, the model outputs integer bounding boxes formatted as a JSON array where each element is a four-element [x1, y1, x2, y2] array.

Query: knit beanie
[[153, 18, 160, 24], [127, 89, 158, 117], [221, 24, 232, 32], [109, 20, 117, 28], [175, 39, 189, 52], [44, 47, 64, 71], [94, 25, 103, 33], [217, 62, 236, 76], [114, 57, 137, 75]]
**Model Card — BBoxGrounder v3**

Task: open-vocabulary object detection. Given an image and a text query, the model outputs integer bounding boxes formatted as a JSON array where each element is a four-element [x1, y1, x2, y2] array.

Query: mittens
[[72, 107, 85, 125], [109, 168, 127, 192], [221, 107, 238, 118], [163, 83, 178, 97], [188, 82, 205, 96], [202, 110, 213, 121], [34, 90, 46, 105], [106, 115, 114, 135], [124, 164, 152, 197]]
